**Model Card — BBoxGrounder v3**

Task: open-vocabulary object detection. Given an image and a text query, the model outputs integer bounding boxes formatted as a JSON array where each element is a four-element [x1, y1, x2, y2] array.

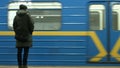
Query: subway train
[[0, 0, 120, 66]]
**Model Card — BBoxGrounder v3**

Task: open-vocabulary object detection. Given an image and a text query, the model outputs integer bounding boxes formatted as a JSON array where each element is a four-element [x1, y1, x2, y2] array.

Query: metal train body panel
[[0, 0, 120, 66]]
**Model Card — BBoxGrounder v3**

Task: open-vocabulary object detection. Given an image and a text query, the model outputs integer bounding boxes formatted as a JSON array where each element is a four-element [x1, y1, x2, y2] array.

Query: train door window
[[89, 5, 105, 30], [8, 2, 62, 30], [112, 5, 120, 30]]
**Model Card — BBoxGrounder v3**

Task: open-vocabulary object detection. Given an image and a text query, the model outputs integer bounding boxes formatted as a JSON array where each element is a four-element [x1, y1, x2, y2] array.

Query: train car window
[[8, 2, 62, 30], [29, 10, 61, 30], [89, 11, 100, 30], [89, 5, 105, 30], [112, 5, 120, 30], [112, 11, 118, 30]]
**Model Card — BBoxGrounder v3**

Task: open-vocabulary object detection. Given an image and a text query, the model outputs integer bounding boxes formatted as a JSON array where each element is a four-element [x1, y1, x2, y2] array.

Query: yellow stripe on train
[[0, 31, 119, 62]]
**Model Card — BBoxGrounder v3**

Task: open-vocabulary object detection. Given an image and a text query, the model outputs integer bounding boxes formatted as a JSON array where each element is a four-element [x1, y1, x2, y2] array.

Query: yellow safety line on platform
[[0, 31, 107, 62]]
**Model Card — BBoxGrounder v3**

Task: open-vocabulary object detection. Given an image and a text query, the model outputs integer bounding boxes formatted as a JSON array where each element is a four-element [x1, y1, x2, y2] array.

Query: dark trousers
[[17, 47, 29, 66]]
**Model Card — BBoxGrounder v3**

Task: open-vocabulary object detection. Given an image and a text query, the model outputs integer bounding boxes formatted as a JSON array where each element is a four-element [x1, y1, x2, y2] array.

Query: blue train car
[[0, 0, 120, 66]]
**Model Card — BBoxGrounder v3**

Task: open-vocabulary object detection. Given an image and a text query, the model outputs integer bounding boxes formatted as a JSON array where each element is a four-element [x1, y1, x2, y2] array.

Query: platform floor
[[0, 66, 120, 68]]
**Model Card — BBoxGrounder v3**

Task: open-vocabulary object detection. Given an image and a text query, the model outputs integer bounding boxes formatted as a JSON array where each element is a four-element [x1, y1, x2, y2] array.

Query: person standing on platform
[[13, 4, 34, 68]]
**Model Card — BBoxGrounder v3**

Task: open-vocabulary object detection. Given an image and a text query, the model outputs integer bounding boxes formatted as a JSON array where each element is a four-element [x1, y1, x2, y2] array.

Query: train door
[[88, 1, 120, 63], [110, 2, 120, 63]]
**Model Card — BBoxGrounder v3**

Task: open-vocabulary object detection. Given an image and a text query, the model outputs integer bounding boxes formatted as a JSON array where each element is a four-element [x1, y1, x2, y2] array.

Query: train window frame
[[8, 2, 62, 31], [112, 4, 120, 31], [89, 4, 105, 30]]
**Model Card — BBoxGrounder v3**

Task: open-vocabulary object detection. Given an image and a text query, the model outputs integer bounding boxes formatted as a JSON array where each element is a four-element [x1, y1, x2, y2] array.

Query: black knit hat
[[19, 4, 27, 10]]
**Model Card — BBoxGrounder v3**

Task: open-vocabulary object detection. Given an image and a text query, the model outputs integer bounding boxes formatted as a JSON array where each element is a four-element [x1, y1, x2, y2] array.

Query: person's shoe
[[18, 65, 23, 68], [23, 65, 28, 68]]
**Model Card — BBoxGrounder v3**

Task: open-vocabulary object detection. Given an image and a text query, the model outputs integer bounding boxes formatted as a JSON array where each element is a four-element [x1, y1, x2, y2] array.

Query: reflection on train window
[[8, 2, 62, 30], [112, 5, 120, 30], [89, 5, 105, 30]]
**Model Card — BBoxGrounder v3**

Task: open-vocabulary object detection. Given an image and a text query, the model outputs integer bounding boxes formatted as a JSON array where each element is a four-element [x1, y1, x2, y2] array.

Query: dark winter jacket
[[13, 10, 34, 48]]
